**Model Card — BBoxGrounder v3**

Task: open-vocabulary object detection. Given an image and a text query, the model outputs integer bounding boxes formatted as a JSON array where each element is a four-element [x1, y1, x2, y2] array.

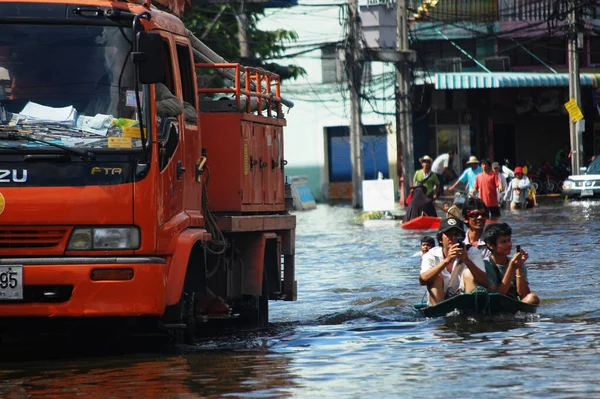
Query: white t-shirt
[[431, 153, 450, 175], [420, 246, 485, 304]]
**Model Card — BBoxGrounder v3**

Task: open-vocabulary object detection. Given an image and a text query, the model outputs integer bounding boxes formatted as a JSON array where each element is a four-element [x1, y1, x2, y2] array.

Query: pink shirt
[[475, 171, 500, 207]]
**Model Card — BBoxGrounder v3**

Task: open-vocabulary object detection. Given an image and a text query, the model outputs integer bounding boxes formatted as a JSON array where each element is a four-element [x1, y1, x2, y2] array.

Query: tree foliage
[[182, 4, 305, 81]]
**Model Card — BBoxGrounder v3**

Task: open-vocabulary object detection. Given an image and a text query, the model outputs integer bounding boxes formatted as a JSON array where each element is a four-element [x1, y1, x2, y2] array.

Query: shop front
[[415, 72, 600, 174]]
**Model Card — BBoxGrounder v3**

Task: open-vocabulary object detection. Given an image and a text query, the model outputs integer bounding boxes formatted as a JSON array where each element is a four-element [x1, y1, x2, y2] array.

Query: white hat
[[466, 156, 480, 164], [419, 155, 433, 163]]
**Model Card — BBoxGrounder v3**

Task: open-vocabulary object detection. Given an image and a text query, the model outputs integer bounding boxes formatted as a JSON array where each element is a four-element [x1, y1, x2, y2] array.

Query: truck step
[[163, 323, 187, 329]]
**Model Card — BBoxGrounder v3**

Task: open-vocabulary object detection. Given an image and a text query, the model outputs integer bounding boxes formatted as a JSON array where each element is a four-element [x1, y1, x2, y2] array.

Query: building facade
[[405, 0, 600, 173], [259, 1, 600, 203]]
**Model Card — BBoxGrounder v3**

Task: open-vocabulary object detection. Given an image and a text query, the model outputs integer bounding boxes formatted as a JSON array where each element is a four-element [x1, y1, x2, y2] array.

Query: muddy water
[[2, 199, 600, 398]]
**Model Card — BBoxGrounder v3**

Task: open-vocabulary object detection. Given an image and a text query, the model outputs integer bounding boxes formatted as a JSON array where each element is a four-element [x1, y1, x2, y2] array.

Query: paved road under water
[[2, 198, 600, 398]]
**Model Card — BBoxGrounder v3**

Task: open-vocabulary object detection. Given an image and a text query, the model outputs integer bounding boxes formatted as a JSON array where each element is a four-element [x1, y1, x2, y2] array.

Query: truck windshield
[[0, 24, 147, 150]]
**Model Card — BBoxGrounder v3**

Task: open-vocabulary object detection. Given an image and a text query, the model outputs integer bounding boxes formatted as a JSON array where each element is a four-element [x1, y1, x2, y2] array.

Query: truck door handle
[[259, 157, 268, 169], [250, 156, 258, 171], [177, 160, 186, 180]]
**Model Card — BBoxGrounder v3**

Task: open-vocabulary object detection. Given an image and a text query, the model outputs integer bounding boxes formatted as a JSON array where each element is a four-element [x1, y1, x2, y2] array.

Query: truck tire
[[163, 290, 196, 345], [235, 272, 268, 328]]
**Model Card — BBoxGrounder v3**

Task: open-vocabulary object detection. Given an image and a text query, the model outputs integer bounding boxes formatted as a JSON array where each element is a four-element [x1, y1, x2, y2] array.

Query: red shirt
[[475, 171, 500, 207]]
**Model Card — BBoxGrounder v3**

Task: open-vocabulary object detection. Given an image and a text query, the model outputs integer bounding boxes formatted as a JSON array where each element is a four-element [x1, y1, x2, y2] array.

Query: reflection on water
[[0, 348, 297, 398], [2, 198, 600, 398]]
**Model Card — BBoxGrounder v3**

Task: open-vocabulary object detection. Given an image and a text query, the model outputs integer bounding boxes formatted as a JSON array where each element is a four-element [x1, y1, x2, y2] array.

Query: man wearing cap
[[419, 217, 488, 305], [413, 155, 439, 199], [449, 155, 482, 195], [504, 166, 532, 210]]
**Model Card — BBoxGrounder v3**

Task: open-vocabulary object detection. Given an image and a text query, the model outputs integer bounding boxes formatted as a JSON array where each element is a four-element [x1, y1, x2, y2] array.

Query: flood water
[[2, 198, 600, 398]]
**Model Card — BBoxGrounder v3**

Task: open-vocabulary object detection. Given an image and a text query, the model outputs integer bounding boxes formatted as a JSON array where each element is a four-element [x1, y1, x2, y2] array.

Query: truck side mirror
[[134, 31, 166, 84]]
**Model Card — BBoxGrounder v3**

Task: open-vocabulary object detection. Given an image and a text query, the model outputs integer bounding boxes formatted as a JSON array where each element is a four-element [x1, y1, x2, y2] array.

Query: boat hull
[[413, 289, 538, 318], [400, 215, 441, 230]]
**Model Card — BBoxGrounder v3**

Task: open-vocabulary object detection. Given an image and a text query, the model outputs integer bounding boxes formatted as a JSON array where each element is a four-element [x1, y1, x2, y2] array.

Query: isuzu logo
[[0, 170, 27, 183]]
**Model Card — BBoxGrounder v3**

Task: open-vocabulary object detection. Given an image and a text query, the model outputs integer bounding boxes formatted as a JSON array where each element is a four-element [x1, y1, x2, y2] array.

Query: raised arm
[[513, 250, 531, 298], [471, 178, 480, 198], [517, 176, 532, 190], [497, 250, 529, 296], [460, 248, 488, 287], [449, 169, 468, 190]]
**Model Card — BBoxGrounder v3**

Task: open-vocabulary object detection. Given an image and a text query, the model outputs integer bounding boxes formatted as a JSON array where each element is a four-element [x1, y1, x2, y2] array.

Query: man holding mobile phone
[[419, 217, 489, 305], [482, 222, 540, 305]]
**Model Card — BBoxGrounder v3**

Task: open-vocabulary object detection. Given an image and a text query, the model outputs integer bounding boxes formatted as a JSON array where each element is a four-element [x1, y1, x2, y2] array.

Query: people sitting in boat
[[412, 236, 435, 257], [446, 193, 465, 218], [482, 222, 540, 305], [461, 197, 491, 259], [419, 217, 488, 305], [402, 185, 437, 223]]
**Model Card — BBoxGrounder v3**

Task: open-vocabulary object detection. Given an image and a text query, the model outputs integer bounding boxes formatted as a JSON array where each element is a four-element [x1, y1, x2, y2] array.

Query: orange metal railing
[[196, 63, 283, 118]]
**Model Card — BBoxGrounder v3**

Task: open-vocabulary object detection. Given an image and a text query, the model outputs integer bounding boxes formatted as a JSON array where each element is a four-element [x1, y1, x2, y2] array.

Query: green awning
[[432, 72, 600, 90]]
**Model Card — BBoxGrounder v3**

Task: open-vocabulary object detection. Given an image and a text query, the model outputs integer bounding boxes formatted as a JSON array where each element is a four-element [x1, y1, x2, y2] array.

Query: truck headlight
[[67, 227, 140, 250], [562, 180, 574, 190]]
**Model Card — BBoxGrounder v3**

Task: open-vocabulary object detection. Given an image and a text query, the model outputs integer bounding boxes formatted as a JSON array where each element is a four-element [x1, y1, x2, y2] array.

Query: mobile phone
[[516, 245, 521, 253]]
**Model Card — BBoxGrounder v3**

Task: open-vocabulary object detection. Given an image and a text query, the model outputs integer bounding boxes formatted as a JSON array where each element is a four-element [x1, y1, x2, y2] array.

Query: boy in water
[[413, 236, 435, 257]]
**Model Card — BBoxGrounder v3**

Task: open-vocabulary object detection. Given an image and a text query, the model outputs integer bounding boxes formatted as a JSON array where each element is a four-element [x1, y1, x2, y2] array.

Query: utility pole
[[568, 0, 583, 174], [396, 0, 414, 204], [346, 0, 364, 208], [236, 0, 249, 58]]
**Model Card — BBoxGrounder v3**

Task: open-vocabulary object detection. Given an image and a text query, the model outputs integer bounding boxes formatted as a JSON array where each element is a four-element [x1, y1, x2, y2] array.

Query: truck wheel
[[235, 272, 268, 328], [163, 290, 196, 345], [182, 291, 196, 345]]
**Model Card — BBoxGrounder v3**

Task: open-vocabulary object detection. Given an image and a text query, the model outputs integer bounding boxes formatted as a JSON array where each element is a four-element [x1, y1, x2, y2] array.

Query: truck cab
[[0, 0, 296, 341]]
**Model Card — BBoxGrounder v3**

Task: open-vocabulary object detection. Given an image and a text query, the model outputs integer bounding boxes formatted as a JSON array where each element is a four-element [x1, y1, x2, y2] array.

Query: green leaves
[[182, 4, 305, 81]]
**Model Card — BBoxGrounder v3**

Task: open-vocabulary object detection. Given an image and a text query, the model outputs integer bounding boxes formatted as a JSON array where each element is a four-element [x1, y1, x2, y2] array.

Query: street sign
[[564, 98, 584, 122]]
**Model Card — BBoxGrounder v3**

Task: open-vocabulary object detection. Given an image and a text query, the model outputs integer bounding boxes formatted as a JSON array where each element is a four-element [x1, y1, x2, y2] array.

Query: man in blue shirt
[[449, 155, 482, 194]]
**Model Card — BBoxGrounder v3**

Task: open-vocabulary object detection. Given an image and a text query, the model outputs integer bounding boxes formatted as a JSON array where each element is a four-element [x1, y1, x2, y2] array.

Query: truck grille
[[0, 227, 68, 249]]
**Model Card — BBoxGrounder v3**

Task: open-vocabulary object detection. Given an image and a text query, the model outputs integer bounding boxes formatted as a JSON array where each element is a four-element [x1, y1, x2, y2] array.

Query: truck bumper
[[0, 257, 167, 317]]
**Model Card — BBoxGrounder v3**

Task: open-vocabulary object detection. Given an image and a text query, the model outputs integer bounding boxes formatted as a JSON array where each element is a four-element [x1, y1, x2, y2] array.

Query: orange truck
[[0, 0, 296, 341]]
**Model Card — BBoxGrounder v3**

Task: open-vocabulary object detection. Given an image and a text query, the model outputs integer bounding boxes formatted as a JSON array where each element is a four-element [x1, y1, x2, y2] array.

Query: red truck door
[[156, 37, 184, 226]]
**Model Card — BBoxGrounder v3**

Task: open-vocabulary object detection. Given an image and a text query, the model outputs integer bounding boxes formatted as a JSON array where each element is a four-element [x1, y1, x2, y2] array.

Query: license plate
[[582, 189, 594, 197], [0, 266, 23, 300]]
